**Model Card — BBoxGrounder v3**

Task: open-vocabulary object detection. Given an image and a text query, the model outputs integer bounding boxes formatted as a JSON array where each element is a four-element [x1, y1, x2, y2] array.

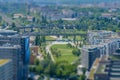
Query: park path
[[46, 41, 76, 62]]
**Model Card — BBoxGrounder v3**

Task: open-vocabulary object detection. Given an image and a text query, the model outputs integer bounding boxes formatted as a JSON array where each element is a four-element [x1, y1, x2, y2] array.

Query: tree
[[67, 43, 73, 48], [58, 19, 63, 24], [40, 36, 46, 43], [28, 77, 33, 80], [35, 36, 41, 46], [29, 66, 36, 72], [80, 68, 86, 80], [32, 17, 36, 23], [12, 22, 16, 27], [35, 36, 46, 46], [41, 15, 48, 23], [0, 16, 2, 22], [10, 22, 19, 31], [38, 74, 44, 80], [80, 74, 86, 80], [51, 48, 61, 57], [34, 58, 40, 65], [55, 61, 77, 79], [36, 65, 44, 74], [72, 49, 81, 56], [69, 73, 79, 80], [82, 68, 86, 75]]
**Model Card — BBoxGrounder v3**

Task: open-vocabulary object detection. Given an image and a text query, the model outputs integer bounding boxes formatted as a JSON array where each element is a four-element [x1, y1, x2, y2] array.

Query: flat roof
[[95, 56, 109, 74], [110, 78, 120, 80], [0, 29, 17, 32], [96, 63, 106, 74], [109, 55, 120, 60], [0, 59, 10, 66], [82, 45, 98, 49]]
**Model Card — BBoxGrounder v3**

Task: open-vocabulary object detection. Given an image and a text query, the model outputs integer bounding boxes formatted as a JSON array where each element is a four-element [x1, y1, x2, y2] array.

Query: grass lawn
[[51, 44, 78, 64], [63, 36, 83, 41], [45, 36, 56, 41], [68, 36, 83, 40]]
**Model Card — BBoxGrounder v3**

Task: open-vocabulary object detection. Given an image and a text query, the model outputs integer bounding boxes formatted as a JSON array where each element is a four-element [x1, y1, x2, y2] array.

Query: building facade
[[83, 30, 120, 80], [87, 30, 114, 45], [0, 33, 30, 80], [81, 45, 100, 71]]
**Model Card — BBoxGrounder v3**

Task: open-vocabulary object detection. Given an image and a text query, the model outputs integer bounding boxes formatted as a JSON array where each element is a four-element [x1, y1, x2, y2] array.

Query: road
[[0, 11, 21, 27]]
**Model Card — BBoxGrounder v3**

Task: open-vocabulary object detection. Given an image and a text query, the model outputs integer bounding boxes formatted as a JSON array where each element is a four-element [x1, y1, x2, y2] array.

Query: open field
[[67, 36, 83, 40], [45, 36, 56, 41], [51, 44, 78, 63]]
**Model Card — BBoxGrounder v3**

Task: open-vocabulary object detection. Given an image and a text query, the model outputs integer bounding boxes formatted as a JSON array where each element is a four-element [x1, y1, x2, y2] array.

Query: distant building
[[13, 14, 24, 19], [62, 9, 75, 18], [30, 8, 37, 14], [62, 18, 77, 21], [30, 46, 39, 55], [0, 59, 13, 80], [40, 6, 63, 21], [30, 55, 36, 65], [87, 30, 114, 45], [77, 65, 84, 75], [27, 16, 34, 22], [101, 13, 114, 18]]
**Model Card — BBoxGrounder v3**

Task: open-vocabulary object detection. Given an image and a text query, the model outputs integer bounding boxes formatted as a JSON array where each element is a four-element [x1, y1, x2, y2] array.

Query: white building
[[82, 30, 120, 71], [87, 30, 115, 45]]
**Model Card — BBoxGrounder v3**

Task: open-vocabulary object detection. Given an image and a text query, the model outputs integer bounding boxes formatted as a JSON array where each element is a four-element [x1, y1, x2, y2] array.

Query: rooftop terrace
[[109, 55, 120, 61], [88, 58, 99, 80], [95, 56, 109, 74], [96, 63, 107, 74], [0, 59, 10, 66]]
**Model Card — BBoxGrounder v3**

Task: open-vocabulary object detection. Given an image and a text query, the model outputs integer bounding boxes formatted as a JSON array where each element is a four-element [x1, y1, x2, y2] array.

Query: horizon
[[0, 0, 120, 4]]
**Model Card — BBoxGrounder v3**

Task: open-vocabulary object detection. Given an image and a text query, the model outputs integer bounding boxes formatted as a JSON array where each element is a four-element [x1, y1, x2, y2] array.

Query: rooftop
[[0, 29, 17, 34], [109, 55, 120, 60], [88, 30, 113, 33], [0, 29, 17, 36], [82, 45, 98, 49], [95, 56, 109, 74], [0, 59, 10, 66], [96, 63, 106, 74]]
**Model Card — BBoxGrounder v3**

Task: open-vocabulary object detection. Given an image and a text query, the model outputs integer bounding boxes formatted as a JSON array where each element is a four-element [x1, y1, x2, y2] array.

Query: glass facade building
[[0, 35, 30, 80]]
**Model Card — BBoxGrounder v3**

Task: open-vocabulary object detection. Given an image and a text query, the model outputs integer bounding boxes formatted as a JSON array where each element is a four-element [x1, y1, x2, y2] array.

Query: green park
[[51, 44, 80, 64]]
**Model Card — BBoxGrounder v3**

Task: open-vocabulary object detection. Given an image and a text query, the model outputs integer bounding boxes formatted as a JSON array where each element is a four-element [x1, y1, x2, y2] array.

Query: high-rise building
[[81, 45, 100, 71], [0, 30, 30, 80]]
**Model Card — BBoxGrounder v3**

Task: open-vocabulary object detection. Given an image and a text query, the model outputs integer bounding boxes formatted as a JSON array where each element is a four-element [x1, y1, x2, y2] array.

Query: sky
[[0, 0, 120, 4]]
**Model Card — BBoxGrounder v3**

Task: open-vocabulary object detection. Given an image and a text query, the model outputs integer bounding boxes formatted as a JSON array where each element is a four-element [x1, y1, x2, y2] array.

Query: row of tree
[[29, 56, 86, 80]]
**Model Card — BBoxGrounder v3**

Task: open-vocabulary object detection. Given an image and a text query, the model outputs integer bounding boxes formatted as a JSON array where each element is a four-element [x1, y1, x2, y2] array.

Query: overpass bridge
[[22, 29, 87, 36], [19, 25, 87, 42], [24, 32, 86, 36], [18, 24, 81, 32]]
